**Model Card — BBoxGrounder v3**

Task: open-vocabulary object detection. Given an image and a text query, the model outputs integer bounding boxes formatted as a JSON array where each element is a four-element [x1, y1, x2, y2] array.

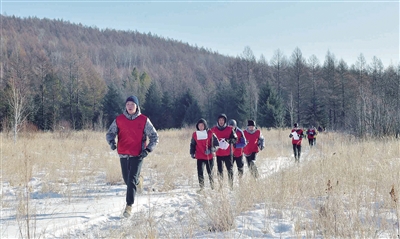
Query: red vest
[[211, 126, 233, 157], [307, 129, 316, 139], [291, 128, 303, 145], [192, 130, 214, 160], [116, 114, 147, 156], [243, 130, 260, 155]]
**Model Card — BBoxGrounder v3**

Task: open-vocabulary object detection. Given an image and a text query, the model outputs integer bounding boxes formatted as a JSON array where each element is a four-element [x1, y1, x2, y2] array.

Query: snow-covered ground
[[1, 148, 301, 238], [2, 141, 399, 239]]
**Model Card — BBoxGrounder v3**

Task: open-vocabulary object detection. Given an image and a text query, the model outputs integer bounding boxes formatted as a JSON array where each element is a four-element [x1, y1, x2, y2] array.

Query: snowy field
[[1, 156, 295, 238], [1, 130, 399, 238]]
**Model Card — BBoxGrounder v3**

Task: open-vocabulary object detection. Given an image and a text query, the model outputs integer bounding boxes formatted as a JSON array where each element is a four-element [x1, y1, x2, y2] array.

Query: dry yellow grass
[[1, 128, 400, 237], [259, 130, 400, 237]]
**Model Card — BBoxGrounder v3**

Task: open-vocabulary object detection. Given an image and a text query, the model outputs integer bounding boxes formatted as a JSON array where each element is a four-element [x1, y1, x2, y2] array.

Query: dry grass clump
[[2, 128, 400, 238], [143, 127, 197, 192], [199, 189, 237, 232], [1, 131, 115, 195], [260, 127, 291, 159], [259, 130, 400, 237]]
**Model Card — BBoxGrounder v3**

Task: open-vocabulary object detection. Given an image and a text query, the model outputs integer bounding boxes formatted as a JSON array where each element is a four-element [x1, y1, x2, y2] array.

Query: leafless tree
[[287, 92, 295, 127], [290, 47, 306, 124], [336, 59, 349, 129], [354, 54, 369, 137], [241, 46, 258, 121], [306, 55, 321, 126], [6, 77, 30, 143], [323, 51, 339, 130], [270, 49, 288, 99]]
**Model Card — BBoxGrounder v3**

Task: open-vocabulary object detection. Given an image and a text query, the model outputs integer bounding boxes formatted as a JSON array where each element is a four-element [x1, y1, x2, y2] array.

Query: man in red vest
[[227, 119, 247, 179], [211, 114, 237, 189], [190, 118, 219, 192], [106, 95, 159, 218], [243, 120, 264, 179], [289, 123, 304, 162], [306, 126, 318, 147]]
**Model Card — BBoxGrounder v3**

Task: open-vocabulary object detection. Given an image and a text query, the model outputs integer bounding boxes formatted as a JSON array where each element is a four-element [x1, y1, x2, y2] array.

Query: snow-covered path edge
[[1, 148, 312, 238]]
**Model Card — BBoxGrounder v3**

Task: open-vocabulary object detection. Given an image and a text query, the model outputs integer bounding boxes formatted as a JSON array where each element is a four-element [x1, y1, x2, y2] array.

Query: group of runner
[[106, 95, 321, 217], [189, 114, 264, 191]]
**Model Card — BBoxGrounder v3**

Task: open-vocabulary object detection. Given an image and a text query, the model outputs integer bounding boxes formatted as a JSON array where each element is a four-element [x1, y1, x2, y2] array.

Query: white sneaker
[[123, 205, 132, 218]]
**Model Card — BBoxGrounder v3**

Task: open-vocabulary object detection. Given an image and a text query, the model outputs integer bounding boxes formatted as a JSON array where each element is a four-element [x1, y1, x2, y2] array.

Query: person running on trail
[[243, 120, 264, 179], [227, 119, 247, 179], [306, 126, 318, 147], [106, 95, 159, 218], [289, 123, 304, 163], [190, 118, 219, 192], [211, 114, 237, 189]]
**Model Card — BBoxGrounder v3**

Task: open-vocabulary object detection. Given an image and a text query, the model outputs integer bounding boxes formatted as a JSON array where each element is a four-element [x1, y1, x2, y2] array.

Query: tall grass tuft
[[1, 128, 400, 238], [390, 185, 399, 238]]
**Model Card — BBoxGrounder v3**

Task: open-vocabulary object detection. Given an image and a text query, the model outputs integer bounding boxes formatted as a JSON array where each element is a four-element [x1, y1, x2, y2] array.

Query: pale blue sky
[[1, 0, 399, 67]]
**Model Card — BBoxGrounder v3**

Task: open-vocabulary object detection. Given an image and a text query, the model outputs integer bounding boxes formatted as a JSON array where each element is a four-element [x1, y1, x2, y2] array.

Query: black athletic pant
[[216, 155, 234, 188], [244, 152, 259, 179], [233, 155, 244, 178], [197, 159, 214, 189], [120, 157, 143, 206], [308, 138, 314, 146], [292, 144, 301, 161]]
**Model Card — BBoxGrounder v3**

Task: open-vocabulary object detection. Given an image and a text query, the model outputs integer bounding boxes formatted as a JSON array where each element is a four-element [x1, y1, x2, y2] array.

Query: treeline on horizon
[[0, 15, 399, 138]]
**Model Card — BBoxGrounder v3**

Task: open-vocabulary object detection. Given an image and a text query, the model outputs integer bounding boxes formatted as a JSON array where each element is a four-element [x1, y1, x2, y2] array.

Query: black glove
[[110, 141, 116, 150], [140, 148, 150, 158], [227, 138, 237, 144], [191, 153, 196, 159]]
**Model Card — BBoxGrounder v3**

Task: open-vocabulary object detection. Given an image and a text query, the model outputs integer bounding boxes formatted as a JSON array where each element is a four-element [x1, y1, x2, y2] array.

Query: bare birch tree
[[6, 77, 30, 143], [354, 54, 369, 137]]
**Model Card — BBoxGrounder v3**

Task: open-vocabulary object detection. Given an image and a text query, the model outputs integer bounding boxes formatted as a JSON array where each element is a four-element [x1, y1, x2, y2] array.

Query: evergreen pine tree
[[142, 81, 163, 129], [160, 91, 175, 129], [257, 81, 284, 128], [0, 87, 9, 131], [258, 82, 272, 127], [32, 94, 45, 130], [173, 89, 202, 128], [183, 100, 203, 126], [102, 85, 124, 127], [233, 81, 250, 125], [32, 73, 60, 130], [213, 80, 238, 122], [173, 91, 191, 128], [138, 72, 152, 106]]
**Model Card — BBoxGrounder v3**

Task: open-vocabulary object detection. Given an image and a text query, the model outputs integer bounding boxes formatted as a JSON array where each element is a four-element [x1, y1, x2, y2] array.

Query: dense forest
[[1, 15, 399, 138]]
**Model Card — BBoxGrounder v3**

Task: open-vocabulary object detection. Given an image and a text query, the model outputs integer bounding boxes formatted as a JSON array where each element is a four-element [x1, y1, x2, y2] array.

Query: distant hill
[[1, 15, 231, 95], [1, 15, 399, 137]]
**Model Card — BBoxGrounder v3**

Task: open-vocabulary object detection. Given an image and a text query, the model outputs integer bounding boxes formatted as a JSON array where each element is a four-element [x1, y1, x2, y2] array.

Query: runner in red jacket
[[306, 126, 318, 147], [190, 118, 219, 191], [289, 123, 304, 162], [228, 119, 247, 179], [106, 95, 159, 218], [211, 114, 237, 189], [243, 120, 264, 179]]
